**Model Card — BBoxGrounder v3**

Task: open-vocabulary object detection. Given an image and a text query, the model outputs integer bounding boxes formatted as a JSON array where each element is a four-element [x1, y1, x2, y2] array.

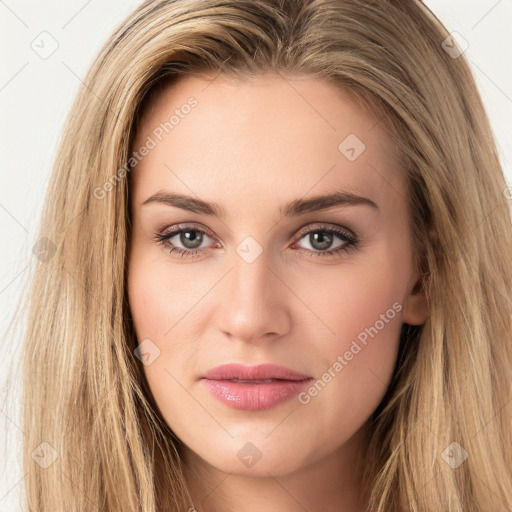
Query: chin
[[183, 433, 316, 478]]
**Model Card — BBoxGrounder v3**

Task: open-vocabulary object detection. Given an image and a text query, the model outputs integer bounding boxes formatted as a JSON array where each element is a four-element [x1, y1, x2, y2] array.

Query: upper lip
[[202, 363, 311, 381]]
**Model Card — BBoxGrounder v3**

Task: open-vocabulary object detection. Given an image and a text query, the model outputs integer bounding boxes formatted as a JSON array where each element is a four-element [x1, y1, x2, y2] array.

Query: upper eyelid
[[160, 222, 217, 240], [159, 222, 355, 244], [294, 222, 355, 237]]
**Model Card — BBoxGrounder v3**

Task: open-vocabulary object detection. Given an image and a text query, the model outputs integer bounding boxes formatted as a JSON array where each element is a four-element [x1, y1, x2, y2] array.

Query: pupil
[[311, 231, 332, 250], [181, 230, 202, 249]]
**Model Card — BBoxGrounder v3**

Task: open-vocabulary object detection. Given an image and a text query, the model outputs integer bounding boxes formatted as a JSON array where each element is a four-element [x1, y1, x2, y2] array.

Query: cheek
[[127, 248, 204, 416], [297, 249, 408, 355], [127, 269, 164, 342], [294, 244, 409, 416], [127, 244, 197, 341]]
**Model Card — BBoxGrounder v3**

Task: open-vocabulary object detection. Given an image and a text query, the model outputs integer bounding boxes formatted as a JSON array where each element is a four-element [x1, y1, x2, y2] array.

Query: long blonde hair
[[20, 0, 512, 510]]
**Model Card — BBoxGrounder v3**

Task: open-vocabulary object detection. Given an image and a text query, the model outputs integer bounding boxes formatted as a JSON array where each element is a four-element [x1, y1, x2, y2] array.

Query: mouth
[[201, 363, 313, 411]]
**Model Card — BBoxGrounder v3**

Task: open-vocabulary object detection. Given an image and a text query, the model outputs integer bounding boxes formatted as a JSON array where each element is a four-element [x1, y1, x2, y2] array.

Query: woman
[[22, 0, 512, 510]]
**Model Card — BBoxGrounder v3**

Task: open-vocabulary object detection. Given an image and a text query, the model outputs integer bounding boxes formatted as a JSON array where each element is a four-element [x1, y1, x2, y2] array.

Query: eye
[[153, 224, 219, 259], [153, 223, 359, 259], [292, 223, 358, 258]]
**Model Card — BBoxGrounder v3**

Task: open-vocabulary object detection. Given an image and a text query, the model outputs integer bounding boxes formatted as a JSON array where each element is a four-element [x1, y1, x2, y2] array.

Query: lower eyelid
[[156, 224, 357, 255]]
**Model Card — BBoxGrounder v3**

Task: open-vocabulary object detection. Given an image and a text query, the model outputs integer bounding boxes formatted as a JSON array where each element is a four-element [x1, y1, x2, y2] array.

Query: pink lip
[[201, 363, 312, 411]]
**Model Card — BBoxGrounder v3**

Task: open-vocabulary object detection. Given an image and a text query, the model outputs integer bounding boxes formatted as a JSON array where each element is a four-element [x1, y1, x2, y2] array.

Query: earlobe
[[402, 275, 429, 326]]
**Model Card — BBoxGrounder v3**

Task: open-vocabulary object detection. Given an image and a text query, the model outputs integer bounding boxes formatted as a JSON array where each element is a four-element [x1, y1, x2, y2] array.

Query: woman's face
[[127, 73, 428, 478]]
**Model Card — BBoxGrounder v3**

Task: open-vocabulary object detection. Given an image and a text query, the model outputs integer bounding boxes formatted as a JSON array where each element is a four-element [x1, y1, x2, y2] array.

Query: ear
[[402, 270, 429, 325]]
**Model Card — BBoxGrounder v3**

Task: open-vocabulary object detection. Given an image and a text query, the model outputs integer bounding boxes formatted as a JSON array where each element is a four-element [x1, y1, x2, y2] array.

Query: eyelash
[[153, 223, 359, 259], [154, 224, 359, 258]]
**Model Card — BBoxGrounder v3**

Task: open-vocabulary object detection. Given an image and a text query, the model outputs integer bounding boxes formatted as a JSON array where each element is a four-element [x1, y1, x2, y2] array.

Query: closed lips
[[201, 363, 313, 411]]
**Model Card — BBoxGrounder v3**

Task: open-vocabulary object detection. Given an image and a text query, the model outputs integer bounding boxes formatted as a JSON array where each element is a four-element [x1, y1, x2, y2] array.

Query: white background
[[1, 1, 511, 509]]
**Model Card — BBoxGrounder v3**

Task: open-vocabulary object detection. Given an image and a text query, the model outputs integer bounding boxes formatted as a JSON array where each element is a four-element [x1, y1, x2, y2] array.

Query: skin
[[127, 73, 428, 512]]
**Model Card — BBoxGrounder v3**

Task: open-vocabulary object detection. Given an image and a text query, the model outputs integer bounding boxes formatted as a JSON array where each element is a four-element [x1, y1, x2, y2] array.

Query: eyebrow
[[142, 189, 379, 217]]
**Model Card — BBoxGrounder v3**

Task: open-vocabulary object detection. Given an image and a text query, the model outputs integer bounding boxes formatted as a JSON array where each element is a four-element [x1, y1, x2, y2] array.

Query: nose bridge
[[231, 242, 273, 303], [231, 237, 278, 308], [215, 238, 289, 342]]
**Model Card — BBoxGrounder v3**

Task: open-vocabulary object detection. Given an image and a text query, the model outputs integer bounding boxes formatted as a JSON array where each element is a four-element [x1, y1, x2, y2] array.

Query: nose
[[213, 247, 291, 344]]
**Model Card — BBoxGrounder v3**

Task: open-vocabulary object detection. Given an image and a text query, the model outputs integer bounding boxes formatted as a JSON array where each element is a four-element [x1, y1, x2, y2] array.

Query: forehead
[[130, 73, 405, 212]]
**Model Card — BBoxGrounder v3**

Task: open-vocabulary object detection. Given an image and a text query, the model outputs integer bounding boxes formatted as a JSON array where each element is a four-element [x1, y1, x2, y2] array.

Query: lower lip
[[202, 378, 312, 411]]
